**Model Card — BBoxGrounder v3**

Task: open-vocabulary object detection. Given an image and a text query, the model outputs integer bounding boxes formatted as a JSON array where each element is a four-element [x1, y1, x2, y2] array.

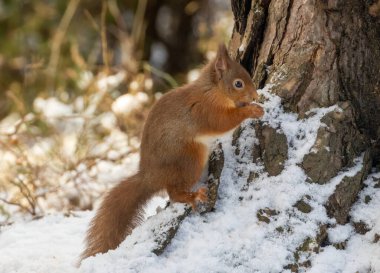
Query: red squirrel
[[80, 44, 264, 261]]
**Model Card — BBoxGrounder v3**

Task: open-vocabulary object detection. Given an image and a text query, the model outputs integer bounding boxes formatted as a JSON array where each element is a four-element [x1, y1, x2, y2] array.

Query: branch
[[0, 197, 34, 215], [47, 0, 81, 86], [101, 0, 110, 73]]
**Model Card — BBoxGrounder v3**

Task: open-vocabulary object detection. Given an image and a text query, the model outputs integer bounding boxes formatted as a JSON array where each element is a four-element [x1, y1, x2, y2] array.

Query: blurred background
[[0, 0, 233, 224]]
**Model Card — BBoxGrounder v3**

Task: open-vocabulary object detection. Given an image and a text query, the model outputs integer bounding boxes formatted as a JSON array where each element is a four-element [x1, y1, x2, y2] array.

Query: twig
[[47, 0, 81, 88], [143, 62, 178, 88], [70, 41, 87, 69], [84, 9, 99, 31], [131, 0, 148, 47], [11, 177, 37, 215], [108, 0, 126, 30], [0, 197, 33, 215], [101, 0, 110, 74], [6, 90, 26, 114], [0, 113, 35, 137]]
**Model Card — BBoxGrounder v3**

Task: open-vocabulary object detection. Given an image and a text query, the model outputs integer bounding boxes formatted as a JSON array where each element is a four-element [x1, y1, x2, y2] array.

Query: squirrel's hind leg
[[167, 187, 208, 210], [165, 142, 209, 209]]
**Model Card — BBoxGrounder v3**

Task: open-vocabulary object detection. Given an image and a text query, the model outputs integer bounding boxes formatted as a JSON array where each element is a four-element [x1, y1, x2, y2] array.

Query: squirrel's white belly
[[195, 135, 219, 149], [195, 128, 236, 163], [195, 135, 218, 166]]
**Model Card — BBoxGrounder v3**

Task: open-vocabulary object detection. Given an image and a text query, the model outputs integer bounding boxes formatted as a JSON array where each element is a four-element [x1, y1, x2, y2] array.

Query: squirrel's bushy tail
[[80, 173, 154, 261]]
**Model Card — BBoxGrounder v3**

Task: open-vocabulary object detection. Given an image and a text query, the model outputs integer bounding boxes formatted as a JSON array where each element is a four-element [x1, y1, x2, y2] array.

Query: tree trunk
[[227, 0, 380, 227]]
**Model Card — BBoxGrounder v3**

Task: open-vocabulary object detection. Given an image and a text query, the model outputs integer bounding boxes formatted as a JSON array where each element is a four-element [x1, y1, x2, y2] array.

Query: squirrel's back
[[139, 86, 202, 167]]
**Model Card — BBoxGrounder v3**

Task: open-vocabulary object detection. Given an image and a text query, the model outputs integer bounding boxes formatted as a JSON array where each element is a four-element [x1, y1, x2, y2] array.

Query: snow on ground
[[0, 212, 89, 273], [309, 173, 380, 273], [1, 85, 380, 273]]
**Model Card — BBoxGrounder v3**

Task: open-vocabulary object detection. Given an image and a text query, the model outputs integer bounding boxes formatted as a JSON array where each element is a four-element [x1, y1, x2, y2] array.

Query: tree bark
[[227, 0, 380, 224]]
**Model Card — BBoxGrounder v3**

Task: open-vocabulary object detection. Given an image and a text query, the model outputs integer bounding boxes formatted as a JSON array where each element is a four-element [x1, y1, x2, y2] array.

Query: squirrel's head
[[213, 44, 259, 107]]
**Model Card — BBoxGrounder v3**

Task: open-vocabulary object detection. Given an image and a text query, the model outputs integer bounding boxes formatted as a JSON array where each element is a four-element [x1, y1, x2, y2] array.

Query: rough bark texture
[[226, 0, 380, 227], [203, 144, 225, 213], [233, 121, 288, 176], [325, 150, 371, 224], [255, 124, 288, 176], [302, 101, 369, 184], [152, 206, 191, 255]]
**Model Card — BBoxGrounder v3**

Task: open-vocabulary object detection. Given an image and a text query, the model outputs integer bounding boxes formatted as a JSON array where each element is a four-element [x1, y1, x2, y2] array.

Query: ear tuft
[[217, 44, 229, 57], [215, 44, 230, 78]]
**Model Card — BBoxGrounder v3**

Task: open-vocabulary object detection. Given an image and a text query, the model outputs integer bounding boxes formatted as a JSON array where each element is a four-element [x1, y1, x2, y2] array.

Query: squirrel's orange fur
[[80, 44, 264, 261]]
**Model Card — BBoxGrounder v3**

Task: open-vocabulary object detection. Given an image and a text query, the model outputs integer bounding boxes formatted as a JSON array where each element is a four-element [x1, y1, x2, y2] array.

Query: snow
[[77, 71, 94, 90], [187, 69, 200, 83], [34, 97, 73, 118], [309, 173, 380, 273], [309, 235, 380, 273], [96, 71, 126, 92], [111, 92, 149, 116], [239, 43, 246, 52], [327, 224, 354, 244], [1, 85, 380, 273], [350, 173, 380, 228], [0, 213, 89, 273]]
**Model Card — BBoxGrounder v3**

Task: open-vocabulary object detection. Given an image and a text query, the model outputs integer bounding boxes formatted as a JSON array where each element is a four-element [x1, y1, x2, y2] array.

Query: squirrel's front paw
[[247, 104, 264, 118]]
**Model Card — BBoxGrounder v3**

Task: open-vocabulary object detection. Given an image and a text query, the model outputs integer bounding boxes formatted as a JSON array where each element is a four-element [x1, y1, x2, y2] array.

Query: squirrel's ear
[[215, 44, 229, 78]]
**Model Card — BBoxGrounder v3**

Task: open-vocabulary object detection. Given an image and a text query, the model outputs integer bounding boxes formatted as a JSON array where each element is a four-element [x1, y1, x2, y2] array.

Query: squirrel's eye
[[233, 79, 244, 90]]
